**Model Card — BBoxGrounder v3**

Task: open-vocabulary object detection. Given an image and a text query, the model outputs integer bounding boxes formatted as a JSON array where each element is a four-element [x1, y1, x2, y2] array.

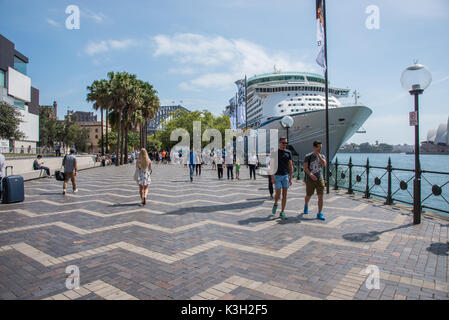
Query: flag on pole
[[316, 0, 326, 70], [236, 79, 246, 126], [229, 96, 237, 131]]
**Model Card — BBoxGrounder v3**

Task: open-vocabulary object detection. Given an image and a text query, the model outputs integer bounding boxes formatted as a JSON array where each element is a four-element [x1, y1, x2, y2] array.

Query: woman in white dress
[[135, 148, 152, 205]]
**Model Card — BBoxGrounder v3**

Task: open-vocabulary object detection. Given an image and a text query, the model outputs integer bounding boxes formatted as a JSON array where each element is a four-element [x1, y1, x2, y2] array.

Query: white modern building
[[0, 34, 40, 154], [426, 117, 449, 146]]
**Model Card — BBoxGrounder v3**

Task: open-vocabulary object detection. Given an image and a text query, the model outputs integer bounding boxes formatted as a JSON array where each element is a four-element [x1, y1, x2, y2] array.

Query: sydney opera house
[[421, 117, 449, 154]]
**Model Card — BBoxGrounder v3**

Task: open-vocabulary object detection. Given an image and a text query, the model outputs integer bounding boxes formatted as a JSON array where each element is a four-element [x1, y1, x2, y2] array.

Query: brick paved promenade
[[0, 164, 448, 300]]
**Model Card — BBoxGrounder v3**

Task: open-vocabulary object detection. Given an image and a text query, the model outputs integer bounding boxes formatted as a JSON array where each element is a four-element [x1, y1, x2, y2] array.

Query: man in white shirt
[[215, 150, 223, 179], [248, 152, 258, 180]]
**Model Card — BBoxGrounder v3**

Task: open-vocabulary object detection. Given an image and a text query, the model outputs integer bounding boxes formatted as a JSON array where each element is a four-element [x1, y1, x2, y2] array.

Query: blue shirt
[[189, 151, 195, 165]]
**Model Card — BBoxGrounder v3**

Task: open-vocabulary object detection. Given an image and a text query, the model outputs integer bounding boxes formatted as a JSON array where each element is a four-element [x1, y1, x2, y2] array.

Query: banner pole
[[323, 0, 330, 195]]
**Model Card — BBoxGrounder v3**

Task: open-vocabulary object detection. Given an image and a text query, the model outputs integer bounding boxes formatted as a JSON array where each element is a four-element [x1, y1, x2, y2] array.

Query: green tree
[[156, 109, 230, 151], [147, 135, 162, 151], [98, 130, 139, 153], [359, 142, 373, 153], [87, 72, 160, 165], [39, 106, 58, 148], [0, 101, 24, 140]]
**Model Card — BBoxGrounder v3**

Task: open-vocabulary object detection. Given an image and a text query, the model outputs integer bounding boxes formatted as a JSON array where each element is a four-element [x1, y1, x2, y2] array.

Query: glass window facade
[[14, 99, 25, 110], [14, 56, 27, 75], [0, 69, 5, 88]]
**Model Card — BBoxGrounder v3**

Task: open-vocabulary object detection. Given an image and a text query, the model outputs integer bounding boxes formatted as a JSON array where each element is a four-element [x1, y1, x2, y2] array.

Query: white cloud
[[434, 74, 449, 86], [46, 18, 60, 27], [85, 39, 139, 56], [168, 67, 197, 75], [82, 9, 107, 23], [153, 33, 315, 91]]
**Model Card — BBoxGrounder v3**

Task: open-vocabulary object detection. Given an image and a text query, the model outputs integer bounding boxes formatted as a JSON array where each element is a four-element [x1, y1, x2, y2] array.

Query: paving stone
[[0, 164, 448, 300]]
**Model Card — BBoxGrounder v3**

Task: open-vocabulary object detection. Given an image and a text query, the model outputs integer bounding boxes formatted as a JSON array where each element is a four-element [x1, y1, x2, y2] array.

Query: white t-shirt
[[215, 153, 223, 164], [248, 154, 258, 165], [0, 153, 5, 177]]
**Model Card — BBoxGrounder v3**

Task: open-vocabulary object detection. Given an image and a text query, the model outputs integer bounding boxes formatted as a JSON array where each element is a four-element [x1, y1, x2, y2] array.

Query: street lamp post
[[281, 116, 294, 148], [400, 63, 432, 225]]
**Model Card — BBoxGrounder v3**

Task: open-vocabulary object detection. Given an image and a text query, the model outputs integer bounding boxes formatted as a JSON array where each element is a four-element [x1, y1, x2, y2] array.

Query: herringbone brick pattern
[[0, 164, 448, 300]]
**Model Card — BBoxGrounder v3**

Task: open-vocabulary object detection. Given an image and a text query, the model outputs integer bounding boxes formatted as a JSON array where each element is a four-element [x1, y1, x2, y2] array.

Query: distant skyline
[[1, 0, 448, 145]]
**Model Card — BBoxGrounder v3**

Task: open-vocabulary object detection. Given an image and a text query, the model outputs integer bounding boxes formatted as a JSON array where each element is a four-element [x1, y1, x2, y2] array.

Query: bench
[[21, 169, 50, 181]]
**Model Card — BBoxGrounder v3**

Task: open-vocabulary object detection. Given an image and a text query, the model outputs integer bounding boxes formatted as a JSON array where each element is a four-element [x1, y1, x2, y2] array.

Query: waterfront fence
[[293, 156, 449, 215]]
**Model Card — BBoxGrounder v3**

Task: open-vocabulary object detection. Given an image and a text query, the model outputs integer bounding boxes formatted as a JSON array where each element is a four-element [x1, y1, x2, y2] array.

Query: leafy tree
[[39, 106, 58, 148], [359, 142, 373, 153], [0, 101, 24, 140], [156, 109, 230, 151], [147, 135, 162, 151], [98, 130, 140, 153], [87, 72, 160, 165]]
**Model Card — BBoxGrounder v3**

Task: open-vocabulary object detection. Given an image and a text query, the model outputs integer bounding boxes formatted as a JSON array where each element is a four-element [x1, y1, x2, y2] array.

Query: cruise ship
[[231, 72, 372, 161]]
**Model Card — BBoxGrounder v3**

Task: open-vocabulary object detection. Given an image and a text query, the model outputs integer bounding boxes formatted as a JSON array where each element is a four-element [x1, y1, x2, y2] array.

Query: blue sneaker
[[272, 204, 278, 215], [317, 213, 325, 221], [280, 212, 287, 220], [304, 205, 309, 215]]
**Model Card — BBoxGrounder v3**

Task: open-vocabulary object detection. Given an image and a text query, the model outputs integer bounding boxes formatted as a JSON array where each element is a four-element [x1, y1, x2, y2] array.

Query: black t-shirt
[[304, 152, 326, 181], [275, 149, 292, 176]]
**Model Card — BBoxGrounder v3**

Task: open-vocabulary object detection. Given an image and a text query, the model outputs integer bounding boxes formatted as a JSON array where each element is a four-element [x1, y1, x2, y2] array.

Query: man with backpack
[[303, 141, 327, 221]]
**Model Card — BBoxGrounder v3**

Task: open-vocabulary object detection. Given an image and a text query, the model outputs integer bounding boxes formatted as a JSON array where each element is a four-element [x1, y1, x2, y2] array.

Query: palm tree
[[108, 72, 130, 166], [138, 81, 160, 149], [122, 76, 143, 164], [87, 79, 114, 156], [87, 72, 160, 165]]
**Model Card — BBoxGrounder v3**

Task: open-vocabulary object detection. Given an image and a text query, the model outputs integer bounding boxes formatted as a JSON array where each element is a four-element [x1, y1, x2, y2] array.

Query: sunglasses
[[281, 142, 288, 145]]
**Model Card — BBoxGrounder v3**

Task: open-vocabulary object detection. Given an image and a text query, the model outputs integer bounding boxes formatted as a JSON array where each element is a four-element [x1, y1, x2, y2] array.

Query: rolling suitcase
[[1, 166, 25, 204]]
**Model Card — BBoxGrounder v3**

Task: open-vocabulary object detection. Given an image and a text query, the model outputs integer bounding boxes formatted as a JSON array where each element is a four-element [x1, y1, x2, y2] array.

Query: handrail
[[294, 157, 449, 215]]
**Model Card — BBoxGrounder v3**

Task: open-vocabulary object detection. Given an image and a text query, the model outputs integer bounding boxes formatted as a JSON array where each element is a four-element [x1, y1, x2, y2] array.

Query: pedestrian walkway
[[0, 164, 448, 300]]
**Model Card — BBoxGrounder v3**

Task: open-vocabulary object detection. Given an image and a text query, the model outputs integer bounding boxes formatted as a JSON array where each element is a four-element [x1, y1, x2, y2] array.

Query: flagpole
[[323, 0, 330, 194], [245, 75, 248, 165]]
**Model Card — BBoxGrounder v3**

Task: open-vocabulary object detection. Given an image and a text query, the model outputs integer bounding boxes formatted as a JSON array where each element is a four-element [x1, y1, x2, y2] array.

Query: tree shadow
[[163, 200, 265, 216], [342, 223, 414, 243], [426, 242, 449, 256]]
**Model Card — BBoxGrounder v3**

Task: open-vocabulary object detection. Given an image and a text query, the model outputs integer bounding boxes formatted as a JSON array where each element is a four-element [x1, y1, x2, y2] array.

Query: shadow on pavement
[[342, 223, 414, 243], [426, 242, 449, 256], [238, 215, 276, 225], [109, 203, 141, 208], [163, 200, 265, 216]]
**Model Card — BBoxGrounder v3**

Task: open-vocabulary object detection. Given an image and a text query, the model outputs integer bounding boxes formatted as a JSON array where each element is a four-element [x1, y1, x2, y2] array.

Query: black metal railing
[[293, 156, 449, 216]]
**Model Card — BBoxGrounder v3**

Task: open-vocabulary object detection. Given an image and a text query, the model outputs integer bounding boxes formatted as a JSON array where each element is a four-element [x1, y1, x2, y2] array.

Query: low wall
[[2, 155, 102, 181]]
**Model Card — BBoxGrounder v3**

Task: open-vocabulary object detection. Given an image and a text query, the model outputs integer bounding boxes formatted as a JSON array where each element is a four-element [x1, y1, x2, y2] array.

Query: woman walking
[[135, 148, 152, 205]]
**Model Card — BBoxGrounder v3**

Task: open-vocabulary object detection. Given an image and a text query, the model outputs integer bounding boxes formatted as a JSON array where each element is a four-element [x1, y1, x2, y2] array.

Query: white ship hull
[[259, 105, 372, 161]]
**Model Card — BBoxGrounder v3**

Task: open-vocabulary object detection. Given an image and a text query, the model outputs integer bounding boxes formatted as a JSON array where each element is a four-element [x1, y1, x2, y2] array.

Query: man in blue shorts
[[271, 137, 293, 219]]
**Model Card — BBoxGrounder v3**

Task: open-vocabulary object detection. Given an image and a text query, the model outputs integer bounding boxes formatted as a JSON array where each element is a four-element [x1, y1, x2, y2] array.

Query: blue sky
[[1, 0, 448, 145]]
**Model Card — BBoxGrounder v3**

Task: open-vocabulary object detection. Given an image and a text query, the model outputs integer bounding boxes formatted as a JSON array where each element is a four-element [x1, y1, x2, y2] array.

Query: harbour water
[[331, 153, 449, 217]]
